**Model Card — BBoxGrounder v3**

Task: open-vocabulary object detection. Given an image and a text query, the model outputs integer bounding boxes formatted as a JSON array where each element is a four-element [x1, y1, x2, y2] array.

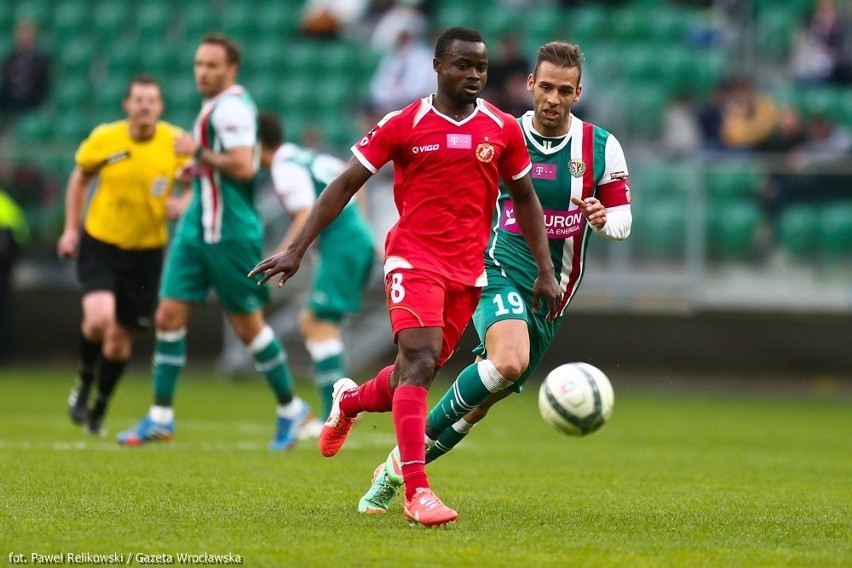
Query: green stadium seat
[[277, 78, 314, 115], [817, 202, 852, 258], [632, 200, 686, 258], [165, 77, 200, 114], [247, 81, 281, 114], [625, 84, 666, 138], [242, 39, 286, 76], [253, 2, 301, 39], [436, 5, 479, 31], [755, 7, 797, 61], [104, 39, 140, 76], [53, 113, 93, 146], [565, 5, 608, 45], [219, 3, 255, 42], [52, 1, 89, 45], [92, 3, 131, 42], [705, 162, 766, 201], [706, 201, 763, 257], [181, 3, 220, 41], [13, 111, 54, 144], [57, 38, 96, 78], [53, 80, 91, 114], [92, 79, 128, 117], [611, 6, 654, 43], [778, 205, 819, 257], [134, 3, 172, 42], [14, 0, 52, 29]]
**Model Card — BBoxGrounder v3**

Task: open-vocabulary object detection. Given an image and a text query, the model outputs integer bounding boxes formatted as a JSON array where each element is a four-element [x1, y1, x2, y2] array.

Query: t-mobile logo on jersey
[[447, 134, 472, 149], [532, 164, 557, 180]]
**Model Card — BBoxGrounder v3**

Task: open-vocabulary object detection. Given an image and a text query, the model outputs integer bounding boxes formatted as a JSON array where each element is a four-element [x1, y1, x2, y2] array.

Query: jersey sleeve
[[498, 117, 532, 181], [351, 110, 403, 174], [597, 134, 631, 208], [74, 125, 109, 173], [211, 97, 256, 149], [271, 159, 316, 214]]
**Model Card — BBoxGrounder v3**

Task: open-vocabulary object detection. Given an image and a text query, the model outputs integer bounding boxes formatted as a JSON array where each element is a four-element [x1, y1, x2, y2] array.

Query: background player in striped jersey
[[258, 113, 376, 439], [250, 27, 561, 526], [59, 75, 190, 436], [358, 41, 632, 513], [117, 34, 311, 450]]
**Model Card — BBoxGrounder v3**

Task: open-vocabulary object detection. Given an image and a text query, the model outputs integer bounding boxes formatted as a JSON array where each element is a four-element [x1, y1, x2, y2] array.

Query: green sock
[[251, 327, 293, 406], [427, 360, 509, 437], [152, 329, 186, 407], [313, 353, 344, 420], [426, 418, 475, 463]]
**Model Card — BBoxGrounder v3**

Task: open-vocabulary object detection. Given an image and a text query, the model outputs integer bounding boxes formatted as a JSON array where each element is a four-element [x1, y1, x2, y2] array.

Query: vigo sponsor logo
[[412, 144, 440, 154], [532, 163, 557, 180], [501, 205, 585, 239], [447, 133, 472, 149]]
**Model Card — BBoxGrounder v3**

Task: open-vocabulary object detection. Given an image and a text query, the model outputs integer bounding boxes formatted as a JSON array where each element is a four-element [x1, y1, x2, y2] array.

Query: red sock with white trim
[[392, 384, 429, 501]]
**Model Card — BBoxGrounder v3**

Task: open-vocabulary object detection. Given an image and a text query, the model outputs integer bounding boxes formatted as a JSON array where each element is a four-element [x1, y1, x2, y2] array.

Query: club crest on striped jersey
[[568, 158, 586, 178], [476, 143, 495, 163]]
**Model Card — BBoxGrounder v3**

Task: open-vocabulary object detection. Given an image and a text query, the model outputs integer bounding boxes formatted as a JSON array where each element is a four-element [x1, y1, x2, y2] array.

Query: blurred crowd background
[[0, 0, 850, 369]]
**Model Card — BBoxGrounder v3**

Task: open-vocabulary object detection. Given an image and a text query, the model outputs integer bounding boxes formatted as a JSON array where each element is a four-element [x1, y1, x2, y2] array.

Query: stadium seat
[[565, 5, 608, 45], [252, 1, 301, 39], [104, 39, 140, 76], [53, 80, 91, 115], [53, 113, 93, 146], [165, 77, 200, 115], [754, 7, 797, 61], [777, 205, 819, 257], [134, 2, 172, 42], [632, 200, 687, 258], [57, 38, 96, 79], [52, 1, 89, 46], [706, 200, 763, 257], [13, 111, 54, 144], [705, 162, 766, 201], [817, 202, 852, 258], [13, 0, 52, 29], [219, 3, 256, 43], [92, 3, 131, 43], [181, 3, 220, 42]]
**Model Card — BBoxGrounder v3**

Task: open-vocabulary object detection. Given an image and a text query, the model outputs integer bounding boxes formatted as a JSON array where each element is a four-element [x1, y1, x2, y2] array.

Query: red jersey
[[352, 96, 532, 286]]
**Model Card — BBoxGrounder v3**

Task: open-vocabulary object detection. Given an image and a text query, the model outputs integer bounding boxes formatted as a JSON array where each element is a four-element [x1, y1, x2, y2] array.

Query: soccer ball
[[538, 362, 614, 436]]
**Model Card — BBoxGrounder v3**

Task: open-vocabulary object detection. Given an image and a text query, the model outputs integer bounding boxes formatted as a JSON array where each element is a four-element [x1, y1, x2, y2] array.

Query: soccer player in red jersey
[[250, 27, 561, 526]]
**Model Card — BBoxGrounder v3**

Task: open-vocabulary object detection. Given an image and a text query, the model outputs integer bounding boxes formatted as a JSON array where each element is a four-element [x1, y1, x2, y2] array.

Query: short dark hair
[[200, 33, 241, 66], [534, 41, 585, 83], [434, 27, 485, 59], [258, 113, 283, 148], [124, 74, 161, 100]]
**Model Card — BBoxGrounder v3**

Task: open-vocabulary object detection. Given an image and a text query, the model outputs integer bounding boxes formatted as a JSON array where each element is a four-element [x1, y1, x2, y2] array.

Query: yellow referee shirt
[[76, 120, 189, 250]]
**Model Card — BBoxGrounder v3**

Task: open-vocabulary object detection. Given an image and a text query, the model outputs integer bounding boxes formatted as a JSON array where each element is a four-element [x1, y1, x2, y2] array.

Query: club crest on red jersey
[[568, 158, 586, 178], [476, 143, 495, 163]]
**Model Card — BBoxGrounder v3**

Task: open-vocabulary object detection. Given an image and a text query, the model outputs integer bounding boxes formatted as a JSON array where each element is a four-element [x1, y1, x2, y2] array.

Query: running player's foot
[[85, 412, 106, 437], [296, 418, 324, 440], [403, 488, 459, 527], [116, 416, 175, 446], [385, 445, 403, 485], [67, 385, 89, 425], [270, 400, 312, 451], [358, 463, 402, 514], [318, 378, 358, 457]]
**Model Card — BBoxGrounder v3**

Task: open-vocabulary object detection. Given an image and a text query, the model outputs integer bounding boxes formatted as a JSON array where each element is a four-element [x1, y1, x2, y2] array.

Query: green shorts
[[471, 265, 563, 391], [159, 236, 269, 314], [309, 236, 375, 323]]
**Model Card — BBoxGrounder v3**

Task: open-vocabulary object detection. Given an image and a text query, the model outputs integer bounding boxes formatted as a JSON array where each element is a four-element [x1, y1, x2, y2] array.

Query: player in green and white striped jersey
[[359, 41, 632, 513]]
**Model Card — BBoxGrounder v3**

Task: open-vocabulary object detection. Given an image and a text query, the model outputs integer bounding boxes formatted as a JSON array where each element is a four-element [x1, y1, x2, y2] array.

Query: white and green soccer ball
[[538, 362, 614, 436]]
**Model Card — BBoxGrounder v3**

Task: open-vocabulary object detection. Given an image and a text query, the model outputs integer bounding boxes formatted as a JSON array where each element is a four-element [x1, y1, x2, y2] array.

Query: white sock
[[277, 397, 306, 419], [149, 405, 174, 424]]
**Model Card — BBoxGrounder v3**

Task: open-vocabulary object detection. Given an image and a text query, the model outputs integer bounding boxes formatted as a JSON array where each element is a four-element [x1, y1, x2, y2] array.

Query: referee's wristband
[[194, 146, 204, 161]]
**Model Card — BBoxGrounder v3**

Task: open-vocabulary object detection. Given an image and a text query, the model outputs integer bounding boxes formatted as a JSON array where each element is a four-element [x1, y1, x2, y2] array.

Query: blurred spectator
[[300, 0, 371, 39], [483, 33, 532, 118], [362, 21, 434, 126], [0, 187, 30, 361], [790, 0, 851, 86], [758, 105, 808, 153], [0, 21, 51, 119], [719, 76, 778, 151], [369, 0, 430, 51], [761, 114, 852, 229], [695, 79, 730, 151]]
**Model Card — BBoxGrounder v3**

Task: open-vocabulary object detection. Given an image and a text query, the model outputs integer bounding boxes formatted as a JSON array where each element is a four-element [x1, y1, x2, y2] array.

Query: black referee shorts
[[76, 232, 164, 330]]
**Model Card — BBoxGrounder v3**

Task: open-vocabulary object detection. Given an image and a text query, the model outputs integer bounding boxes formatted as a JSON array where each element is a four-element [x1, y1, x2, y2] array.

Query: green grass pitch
[[1, 367, 850, 567]]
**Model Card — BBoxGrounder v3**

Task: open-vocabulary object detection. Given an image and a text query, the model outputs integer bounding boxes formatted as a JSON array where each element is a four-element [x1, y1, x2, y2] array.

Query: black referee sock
[[78, 335, 103, 393], [90, 358, 127, 421]]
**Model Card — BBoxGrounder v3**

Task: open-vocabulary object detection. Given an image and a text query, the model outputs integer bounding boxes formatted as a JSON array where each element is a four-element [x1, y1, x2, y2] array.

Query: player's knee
[[82, 313, 111, 336], [491, 353, 529, 382]]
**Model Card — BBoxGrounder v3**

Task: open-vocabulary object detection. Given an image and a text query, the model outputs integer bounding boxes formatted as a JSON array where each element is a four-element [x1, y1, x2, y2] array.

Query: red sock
[[340, 364, 393, 416], [393, 385, 429, 501]]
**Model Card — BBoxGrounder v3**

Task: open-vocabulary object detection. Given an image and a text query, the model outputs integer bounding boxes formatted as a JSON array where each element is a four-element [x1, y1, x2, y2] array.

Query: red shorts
[[384, 268, 481, 366]]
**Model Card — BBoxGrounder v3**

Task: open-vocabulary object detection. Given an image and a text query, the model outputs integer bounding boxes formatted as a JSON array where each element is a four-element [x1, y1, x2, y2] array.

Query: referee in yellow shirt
[[57, 75, 190, 436]]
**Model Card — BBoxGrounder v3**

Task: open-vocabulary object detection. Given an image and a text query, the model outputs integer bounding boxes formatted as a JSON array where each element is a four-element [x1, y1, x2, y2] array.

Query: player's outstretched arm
[[504, 175, 561, 321], [249, 158, 373, 287]]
